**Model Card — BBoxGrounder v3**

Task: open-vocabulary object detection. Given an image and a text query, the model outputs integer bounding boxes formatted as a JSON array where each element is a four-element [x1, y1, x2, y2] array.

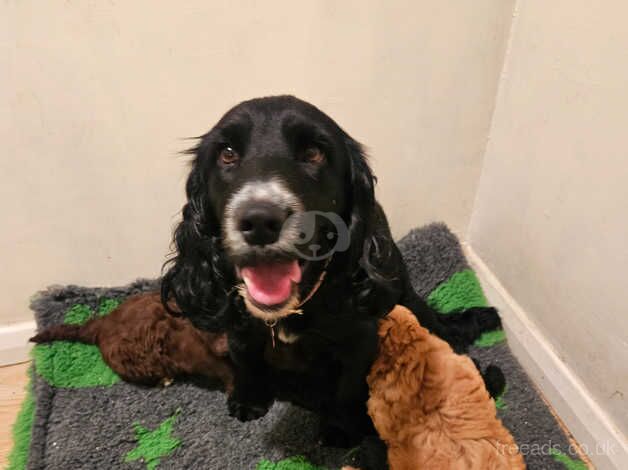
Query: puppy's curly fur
[[365, 306, 525, 470], [30, 292, 234, 392]]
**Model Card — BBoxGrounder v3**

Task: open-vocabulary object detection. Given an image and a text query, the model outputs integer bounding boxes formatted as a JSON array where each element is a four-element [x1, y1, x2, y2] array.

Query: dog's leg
[[384, 237, 501, 352], [352, 435, 389, 470], [401, 286, 501, 353], [323, 320, 379, 447], [435, 306, 502, 353], [336, 320, 378, 403], [226, 326, 275, 422]]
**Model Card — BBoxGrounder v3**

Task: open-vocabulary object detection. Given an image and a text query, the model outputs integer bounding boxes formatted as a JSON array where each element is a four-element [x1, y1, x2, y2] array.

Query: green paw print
[[256, 456, 328, 470], [550, 449, 588, 470], [125, 410, 181, 470]]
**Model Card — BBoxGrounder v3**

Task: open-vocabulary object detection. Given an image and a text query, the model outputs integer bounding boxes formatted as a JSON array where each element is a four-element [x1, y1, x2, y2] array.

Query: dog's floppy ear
[[161, 136, 232, 331], [344, 135, 376, 265], [344, 135, 399, 315]]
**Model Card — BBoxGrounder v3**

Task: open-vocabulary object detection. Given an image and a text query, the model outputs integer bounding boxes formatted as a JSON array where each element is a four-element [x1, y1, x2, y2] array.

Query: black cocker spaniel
[[161, 95, 501, 450]]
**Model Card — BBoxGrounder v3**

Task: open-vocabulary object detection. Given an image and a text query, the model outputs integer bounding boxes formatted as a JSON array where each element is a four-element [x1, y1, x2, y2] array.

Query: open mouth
[[237, 259, 303, 313]]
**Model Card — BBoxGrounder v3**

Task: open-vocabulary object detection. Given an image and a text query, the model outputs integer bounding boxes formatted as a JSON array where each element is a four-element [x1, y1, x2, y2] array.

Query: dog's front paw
[[227, 394, 271, 422]]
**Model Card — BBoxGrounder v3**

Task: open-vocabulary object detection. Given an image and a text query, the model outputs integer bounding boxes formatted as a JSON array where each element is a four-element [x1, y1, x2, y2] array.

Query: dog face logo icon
[[287, 211, 350, 261]]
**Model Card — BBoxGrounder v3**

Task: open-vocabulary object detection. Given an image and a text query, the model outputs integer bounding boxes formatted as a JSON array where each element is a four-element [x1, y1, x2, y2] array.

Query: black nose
[[237, 202, 288, 246]]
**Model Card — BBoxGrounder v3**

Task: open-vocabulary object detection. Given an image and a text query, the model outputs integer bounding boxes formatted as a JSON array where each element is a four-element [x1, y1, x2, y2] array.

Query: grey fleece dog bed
[[8, 223, 587, 470]]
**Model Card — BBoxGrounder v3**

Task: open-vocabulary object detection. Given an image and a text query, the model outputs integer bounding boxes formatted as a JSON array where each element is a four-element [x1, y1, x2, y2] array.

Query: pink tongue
[[241, 260, 302, 306]]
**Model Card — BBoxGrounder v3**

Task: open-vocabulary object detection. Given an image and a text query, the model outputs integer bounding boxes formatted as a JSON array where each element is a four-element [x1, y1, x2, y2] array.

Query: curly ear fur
[[161, 138, 234, 331], [164, 130, 402, 325], [344, 136, 400, 317], [344, 136, 376, 265]]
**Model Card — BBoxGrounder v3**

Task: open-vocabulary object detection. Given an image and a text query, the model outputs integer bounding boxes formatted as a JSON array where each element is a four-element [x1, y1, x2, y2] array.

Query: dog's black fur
[[161, 96, 501, 451]]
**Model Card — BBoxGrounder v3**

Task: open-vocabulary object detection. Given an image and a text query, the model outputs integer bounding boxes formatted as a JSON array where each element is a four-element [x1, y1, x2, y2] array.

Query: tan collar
[[266, 257, 332, 347]]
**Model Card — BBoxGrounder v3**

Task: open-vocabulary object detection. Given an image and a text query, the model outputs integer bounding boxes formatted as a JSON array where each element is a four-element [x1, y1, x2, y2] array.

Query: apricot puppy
[[366, 305, 525, 470]]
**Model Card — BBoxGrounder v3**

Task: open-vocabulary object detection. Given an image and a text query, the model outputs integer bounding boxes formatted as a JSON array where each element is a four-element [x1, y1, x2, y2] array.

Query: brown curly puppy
[[365, 305, 525, 470], [30, 292, 234, 392]]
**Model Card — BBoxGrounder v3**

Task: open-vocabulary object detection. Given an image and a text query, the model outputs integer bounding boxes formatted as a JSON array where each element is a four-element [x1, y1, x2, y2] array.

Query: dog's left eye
[[218, 147, 239, 165], [302, 147, 325, 165]]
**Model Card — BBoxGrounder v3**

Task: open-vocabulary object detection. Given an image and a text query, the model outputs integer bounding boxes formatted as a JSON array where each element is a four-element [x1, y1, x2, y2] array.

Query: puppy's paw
[[227, 395, 271, 422]]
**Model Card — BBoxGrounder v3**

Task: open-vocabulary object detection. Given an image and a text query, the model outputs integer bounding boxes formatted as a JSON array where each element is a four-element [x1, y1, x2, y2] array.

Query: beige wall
[[1, 1, 514, 324], [469, 0, 628, 436]]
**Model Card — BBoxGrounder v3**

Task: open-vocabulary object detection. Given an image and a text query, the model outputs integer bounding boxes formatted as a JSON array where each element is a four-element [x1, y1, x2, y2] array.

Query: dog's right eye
[[301, 146, 325, 165], [218, 147, 239, 166]]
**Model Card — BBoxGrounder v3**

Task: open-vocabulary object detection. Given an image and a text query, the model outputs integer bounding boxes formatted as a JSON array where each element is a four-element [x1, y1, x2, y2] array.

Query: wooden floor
[[0, 361, 30, 469]]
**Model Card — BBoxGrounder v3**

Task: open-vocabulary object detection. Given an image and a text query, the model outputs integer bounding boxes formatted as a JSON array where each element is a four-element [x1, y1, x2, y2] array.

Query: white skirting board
[[463, 243, 628, 470], [0, 321, 36, 366]]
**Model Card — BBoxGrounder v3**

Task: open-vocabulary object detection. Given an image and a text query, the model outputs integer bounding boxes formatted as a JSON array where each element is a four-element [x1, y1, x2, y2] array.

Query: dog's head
[[163, 96, 378, 325]]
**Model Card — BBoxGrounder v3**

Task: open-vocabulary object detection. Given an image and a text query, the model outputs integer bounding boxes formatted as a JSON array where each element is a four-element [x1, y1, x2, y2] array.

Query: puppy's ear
[[161, 137, 232, 330]]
